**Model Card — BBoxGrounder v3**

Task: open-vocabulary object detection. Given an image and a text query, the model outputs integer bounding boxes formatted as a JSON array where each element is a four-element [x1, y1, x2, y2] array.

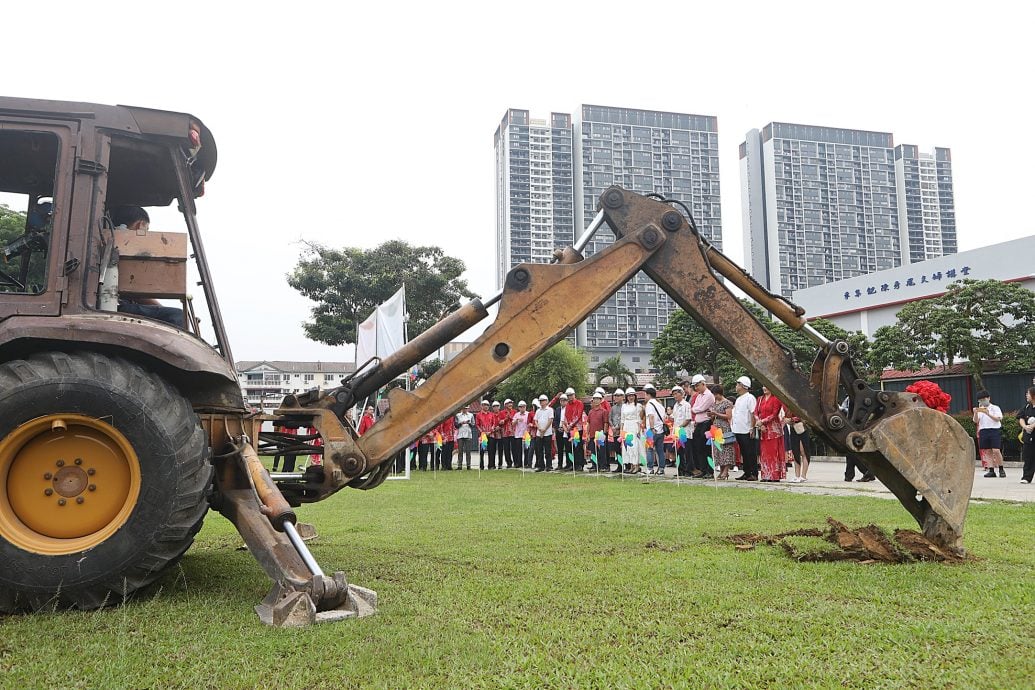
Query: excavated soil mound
[[729, 518, 971, 564]]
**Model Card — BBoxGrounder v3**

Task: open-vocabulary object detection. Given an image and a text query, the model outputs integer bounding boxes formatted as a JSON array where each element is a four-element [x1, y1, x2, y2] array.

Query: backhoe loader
[[0, 98, 974, 626]]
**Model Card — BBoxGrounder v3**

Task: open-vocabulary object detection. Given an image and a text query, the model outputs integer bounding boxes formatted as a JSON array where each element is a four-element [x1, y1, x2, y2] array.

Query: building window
[[304, 374, 315, 382], [632, 356, 641, 362]]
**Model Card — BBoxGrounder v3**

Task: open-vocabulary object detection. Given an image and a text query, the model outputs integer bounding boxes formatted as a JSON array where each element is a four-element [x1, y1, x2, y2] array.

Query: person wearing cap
[[533, 395, 554, 472], [497, 399, 516, 469], [553, 393, 571, 469], [689, 374, 715, 478], [608, 389, 625, 471], [594, 386, 611, 415], [454, 403, 476, 470], [643, 384, 666, 475], [562, 387, 585, 470], [670, 386, 693, 477], [618, 388, 645, 473], [475, 400, 496, 470], [731, 376, 759, 481], [585, 392, 609, 471], [488, 401, 505, 469], [513, 399, 529, 469]]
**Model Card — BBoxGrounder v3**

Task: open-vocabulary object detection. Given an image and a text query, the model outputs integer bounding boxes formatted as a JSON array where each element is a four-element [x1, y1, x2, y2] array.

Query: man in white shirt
[[643, 384, 666, 475], [974, 389, 1006, 478], [689, 374, 715, 478], [670, 386, 693, 477], [731, 376, 759, 481], [533, 394, 555, 472]]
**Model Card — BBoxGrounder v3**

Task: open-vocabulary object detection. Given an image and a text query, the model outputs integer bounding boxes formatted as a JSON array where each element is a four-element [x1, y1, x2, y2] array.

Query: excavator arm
[[216, 187, 973, 626]]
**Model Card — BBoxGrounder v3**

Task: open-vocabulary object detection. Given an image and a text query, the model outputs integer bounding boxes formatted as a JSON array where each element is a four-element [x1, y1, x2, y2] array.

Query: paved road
[[503, 458, 1034, 503]]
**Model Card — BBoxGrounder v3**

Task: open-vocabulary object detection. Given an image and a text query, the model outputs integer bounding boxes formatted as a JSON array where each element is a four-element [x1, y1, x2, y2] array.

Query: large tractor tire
[[0, 351, 212, 612]]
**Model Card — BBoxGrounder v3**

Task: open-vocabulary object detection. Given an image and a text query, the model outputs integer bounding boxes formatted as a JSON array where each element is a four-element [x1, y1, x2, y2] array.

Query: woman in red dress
[[754, 385, 786, 482]]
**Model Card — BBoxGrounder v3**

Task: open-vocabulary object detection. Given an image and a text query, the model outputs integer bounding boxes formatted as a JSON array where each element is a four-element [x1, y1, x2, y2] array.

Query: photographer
[[973, 390, 1005, 478]]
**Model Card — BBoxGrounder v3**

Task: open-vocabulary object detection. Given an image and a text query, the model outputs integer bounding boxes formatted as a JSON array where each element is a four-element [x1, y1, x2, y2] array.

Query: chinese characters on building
[[843, 267, 970, 301]]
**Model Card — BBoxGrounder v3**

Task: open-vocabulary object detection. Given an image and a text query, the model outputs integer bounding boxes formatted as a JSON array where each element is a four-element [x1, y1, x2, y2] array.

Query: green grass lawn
[[2, 472, 1033, 689]]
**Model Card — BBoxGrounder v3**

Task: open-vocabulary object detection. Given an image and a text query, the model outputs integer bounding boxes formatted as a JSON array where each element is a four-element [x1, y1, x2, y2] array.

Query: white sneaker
[[798, 477, 807, 483]]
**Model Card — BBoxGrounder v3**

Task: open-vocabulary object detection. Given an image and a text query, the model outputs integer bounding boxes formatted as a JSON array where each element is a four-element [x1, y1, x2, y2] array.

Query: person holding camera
[[1015, 387, 1035, 484], [973, 390, 1005, 478]]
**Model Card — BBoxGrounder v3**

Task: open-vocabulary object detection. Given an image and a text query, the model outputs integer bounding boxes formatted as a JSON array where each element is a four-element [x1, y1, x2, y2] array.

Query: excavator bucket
[[856, 406, 975, 553]]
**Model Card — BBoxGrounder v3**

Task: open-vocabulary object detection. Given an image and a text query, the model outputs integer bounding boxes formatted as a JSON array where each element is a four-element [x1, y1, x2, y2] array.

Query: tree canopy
[[288, 240, 476, 346], [650, 301, 874, 387], [497, 342, 589, 404], [867, 279, 1035, 388]]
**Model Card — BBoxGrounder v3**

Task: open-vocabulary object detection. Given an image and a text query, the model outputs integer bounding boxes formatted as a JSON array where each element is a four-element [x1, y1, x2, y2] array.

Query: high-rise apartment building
[[740, 123, 956, 298], [574, 105, 721, 368], [895, 145, 957, 264], [494, 109, 574, 290]]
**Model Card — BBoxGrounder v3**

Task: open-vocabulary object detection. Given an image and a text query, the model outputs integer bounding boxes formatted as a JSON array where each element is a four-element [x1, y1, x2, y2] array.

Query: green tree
[[892, 279, 1035, 389], [497, 342, 589, 404], [0, 204, 25, 244], [288, 240, 476, 346], [868, 324, 921, 372], [420, 358, 445, 379], [651, 301, 874, 386], [593, 355, 634, 388]]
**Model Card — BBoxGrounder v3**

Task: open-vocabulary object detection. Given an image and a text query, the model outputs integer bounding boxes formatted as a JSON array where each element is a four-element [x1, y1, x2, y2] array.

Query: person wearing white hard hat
[[512, 401, 531, 469], [619, 388, 645, 473], [487, 401, 503, 469], [670, 385, 693, 477], [553, 393, 571, 469], [586, 392, 608, 471], [688, 375, 715, 478], [732, 376, 759, 481], [496, 399, 516, 469], [607, 389, 625, 471], [454, 403, 476, 470], [475, 400, 496, 470], [533, 394, 554, 471], [594, 386, 612, 415], [561, 388, 585, 470]]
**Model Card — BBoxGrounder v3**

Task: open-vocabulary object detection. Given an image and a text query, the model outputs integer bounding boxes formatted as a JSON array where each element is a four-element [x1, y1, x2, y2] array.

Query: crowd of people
[[355, 375, 874, 483]]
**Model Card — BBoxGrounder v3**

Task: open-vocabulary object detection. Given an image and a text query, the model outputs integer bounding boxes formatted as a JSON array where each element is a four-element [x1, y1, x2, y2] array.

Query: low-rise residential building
[[236, 360, 356, 412]]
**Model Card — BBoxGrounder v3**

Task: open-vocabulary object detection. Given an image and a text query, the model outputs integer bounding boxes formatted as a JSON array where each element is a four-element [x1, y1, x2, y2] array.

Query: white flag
[[375, 285, 406, 358], [355, 310, 378, 368], [354, 285, 407, 368]]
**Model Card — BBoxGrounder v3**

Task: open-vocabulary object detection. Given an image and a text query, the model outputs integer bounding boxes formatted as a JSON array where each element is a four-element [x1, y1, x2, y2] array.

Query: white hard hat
[[592, 392, 603, 398], [559, 393, 568, 400], [565, 387, 576, 395], [671, 385, 683, 393], [491, 401, 501, 407], [613, 388, 625, 396], [518, 400, 527, 406], [643, 383, 656, 393], [538, 394, 548, 401], [691, 374, 706, 385], [595, 387, 605, 394], [737, 376, 752, 388], [481, 400, 490, 405], [504, 398, 513, 404]]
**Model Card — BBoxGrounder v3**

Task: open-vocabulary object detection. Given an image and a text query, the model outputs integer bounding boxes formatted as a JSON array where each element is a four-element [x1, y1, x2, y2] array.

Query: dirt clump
[[729, 517, 972, 564]]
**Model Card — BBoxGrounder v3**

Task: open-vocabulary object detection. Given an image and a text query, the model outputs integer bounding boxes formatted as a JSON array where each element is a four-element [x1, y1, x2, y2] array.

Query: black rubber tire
[[0, 351, 211, 612]]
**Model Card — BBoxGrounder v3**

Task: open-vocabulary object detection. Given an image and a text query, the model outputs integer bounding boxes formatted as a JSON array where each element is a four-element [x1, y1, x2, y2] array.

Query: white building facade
[[236, 360, 356, 412], [792, 235, 1035, 336]]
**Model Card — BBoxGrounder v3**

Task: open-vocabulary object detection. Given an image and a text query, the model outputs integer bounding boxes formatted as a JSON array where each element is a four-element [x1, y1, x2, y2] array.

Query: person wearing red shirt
[[754, 385, 787, 482], [435, 416, 455, 470], [585, 392, 609, 471], [498, 399, 516, 468], [561, 388, 585, 470], [475, 400, 496, 470], [357, 406, 376, 436]]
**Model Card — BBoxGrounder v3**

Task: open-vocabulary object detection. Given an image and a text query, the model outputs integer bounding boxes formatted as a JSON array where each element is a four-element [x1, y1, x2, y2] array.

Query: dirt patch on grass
[[729, 518, 972, 564]]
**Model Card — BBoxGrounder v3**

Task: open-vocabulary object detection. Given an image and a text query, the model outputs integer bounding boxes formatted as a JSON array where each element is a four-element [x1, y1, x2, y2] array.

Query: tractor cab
[[0, 97, 239, 411]]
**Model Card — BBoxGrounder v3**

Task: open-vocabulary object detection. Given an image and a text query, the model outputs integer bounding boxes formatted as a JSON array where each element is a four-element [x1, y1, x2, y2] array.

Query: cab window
[[0, 130, 58, 294]]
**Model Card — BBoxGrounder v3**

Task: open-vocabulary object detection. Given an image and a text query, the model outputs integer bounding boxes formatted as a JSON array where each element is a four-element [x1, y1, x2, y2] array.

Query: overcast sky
[[6, 2, 1031, 363]]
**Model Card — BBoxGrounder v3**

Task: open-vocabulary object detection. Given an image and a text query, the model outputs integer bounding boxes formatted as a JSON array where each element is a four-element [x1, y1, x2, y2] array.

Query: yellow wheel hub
[[0, 414, 141, 555]]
